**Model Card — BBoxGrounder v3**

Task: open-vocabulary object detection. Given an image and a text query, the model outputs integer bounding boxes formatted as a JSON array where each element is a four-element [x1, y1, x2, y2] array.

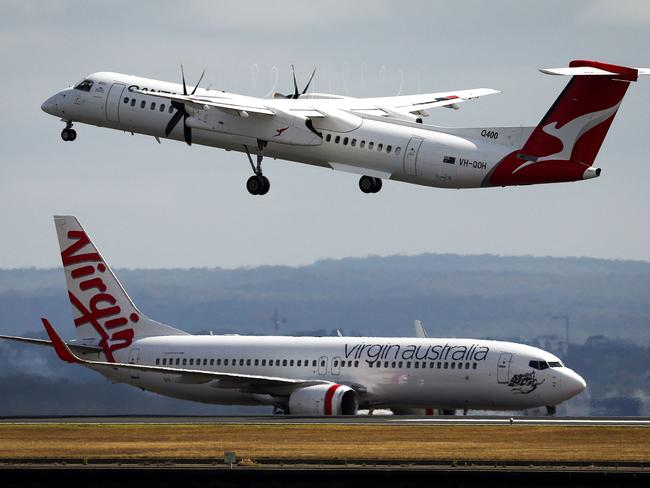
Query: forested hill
[[1, 253, 649, 343]]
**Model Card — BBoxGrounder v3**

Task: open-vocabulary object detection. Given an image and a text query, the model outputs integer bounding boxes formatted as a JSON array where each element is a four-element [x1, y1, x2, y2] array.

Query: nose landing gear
[[359, 175, 382, 193], [244, 139, 270, 195], [60, 122, 77, 142]]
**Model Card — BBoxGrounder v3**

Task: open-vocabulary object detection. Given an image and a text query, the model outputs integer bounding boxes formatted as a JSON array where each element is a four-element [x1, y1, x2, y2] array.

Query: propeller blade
[[183, 114, 192, 146], [181, 64, 188, 95], [291, 64, 299, 99], [165, 104, 185, 137], [301, 68, 316, 96], [191, 69, 206, 95]]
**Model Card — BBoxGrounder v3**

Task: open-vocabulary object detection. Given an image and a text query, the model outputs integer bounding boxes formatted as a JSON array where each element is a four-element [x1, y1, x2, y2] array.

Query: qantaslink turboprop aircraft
[[0, 216, 586, 415], [41, 60, 647, 195]]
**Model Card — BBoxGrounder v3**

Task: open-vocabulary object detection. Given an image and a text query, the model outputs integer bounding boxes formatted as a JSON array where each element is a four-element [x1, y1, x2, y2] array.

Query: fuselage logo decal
[[508, 371, 545, 394], [344, 342, 489, 365]]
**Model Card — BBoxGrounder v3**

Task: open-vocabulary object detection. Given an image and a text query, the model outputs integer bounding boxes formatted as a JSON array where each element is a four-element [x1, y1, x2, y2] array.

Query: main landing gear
[[359, 175, 382, 193], [60, 121, 77, 142], [244, 139, 270, 196]]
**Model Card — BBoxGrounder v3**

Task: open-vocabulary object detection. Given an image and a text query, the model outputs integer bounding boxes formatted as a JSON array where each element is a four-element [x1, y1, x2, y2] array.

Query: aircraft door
[[105, 83, 126, 122], [497, 352, 512, 384], [403, 137, 424, 176], [128, 348, 140, 365], [332, 356, 342, 375], [318, 356, 328, 375]]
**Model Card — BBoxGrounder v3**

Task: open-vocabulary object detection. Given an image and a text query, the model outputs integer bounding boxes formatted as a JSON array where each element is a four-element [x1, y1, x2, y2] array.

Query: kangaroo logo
[[274, 126, 289, 137], [61, 230, 137, 361]]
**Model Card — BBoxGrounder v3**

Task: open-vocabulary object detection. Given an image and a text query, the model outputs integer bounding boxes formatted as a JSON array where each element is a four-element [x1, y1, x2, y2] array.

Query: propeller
[[165, 65, 205, 145], [274, 65, 316, 99]]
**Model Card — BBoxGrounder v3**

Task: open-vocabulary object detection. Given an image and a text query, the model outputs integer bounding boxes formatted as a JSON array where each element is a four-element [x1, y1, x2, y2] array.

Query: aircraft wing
[[40, 318, 330, 392], [132, 89, 276, 116], [353, 88, 500, 115]]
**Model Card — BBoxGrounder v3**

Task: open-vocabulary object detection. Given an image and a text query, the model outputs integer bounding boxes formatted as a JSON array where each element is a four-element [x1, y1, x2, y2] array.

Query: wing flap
[[360, 88, 500, 115]]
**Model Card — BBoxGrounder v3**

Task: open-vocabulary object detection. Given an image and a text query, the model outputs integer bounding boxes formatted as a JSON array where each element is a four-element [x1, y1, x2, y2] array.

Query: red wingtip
[[41, 318, 78, 363]]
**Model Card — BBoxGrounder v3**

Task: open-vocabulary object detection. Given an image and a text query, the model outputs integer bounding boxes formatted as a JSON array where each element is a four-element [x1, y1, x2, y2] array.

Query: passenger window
[[395, 147, 401, 155], [414, 362, 419, 369], [377, 143, 383, 151], [458, 363, 463, 369], [168, 106, 174, 114], [406, 361, 411, 368], [354, 361, 359, 367], [216, 359, 221, 366], [261, 359, 266, 366], [320, 360, 325, 367], [175, 358, 180, 365], [130, 99, 136, 107], [422, 362, 427, 369], [151, 102, 156, 110], [465, 362, 470, 369], [246, 359, 251, 366], [313, 360, 317, 367], [384, 361, 389, 368], [140, 100, 146, 109], [224, 359, 229, 366], [189, 358, 194, 366], [162, 358, 167, 365], [283, 359, 288, 366], [368, 142, 374, 150], [333, 360, 338, 367], [437, 362, 442, 369], [182, 358, 187, 366], [335, 136, 341, 144], [451, 362, 456, 369], [351, 139, 356, 147], [254, 359, 259, 366], [160, 104, 165, 112], [343, 137, 349, 145], [290, 360, 294, 366], [368, 362, 373, 368], [398, 361, 403, 368], [472, 363, 477, 369], [276, 360, 281, 366], [444, 362, 448, 369], [391, 361, 396, 368], [239, 359, 244, 366], [387, 145, 392, 153], [430, 362, 435, 368], [326, 134, 331, 142], [123, 97, 129, 104], [297, 360, 302, 367], [155, 358, 160, 365], [360, 141, 366, 148]]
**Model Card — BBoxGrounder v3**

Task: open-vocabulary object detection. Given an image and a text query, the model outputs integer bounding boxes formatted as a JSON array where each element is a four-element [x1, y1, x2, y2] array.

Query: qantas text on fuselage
[[0, 216, 586, 415], [41, 60, 648, 195]]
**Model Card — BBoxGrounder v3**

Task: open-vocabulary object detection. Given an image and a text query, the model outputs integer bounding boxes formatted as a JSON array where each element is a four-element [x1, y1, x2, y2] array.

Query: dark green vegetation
[[0, 253, 648, 415]]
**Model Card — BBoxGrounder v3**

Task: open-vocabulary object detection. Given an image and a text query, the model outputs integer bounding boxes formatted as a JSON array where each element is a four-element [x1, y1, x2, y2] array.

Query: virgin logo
[[61, 230, 138, 362]]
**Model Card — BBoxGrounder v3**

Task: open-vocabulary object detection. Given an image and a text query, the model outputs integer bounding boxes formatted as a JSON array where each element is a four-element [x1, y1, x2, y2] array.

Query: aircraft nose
[[41, 94, 59, 115], [563, 369, 587, 398]]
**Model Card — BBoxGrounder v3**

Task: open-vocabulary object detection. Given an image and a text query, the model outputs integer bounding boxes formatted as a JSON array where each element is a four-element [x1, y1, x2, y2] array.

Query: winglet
[[41, 318, 79, 364]]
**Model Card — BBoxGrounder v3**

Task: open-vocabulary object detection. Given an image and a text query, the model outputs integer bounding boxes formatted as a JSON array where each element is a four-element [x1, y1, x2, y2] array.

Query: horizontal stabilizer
[[540, 60, 649, 81]]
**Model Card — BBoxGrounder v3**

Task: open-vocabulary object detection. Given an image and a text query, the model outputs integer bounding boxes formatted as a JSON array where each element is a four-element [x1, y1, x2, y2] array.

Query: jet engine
[[288, 384, 358, 415]]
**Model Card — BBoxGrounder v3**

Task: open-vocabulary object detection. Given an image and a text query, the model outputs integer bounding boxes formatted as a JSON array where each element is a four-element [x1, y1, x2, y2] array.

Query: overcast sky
[[1, 0, 649, 269]]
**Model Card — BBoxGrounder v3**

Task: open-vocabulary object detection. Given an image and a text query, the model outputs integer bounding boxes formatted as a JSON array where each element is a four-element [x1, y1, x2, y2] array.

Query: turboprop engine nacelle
[[582, 167, 602, 180], [288, 384, 358, 415]]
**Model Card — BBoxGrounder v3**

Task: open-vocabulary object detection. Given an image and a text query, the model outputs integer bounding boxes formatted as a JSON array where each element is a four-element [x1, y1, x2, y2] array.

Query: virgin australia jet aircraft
[[41, 60, 647, 195], [0, 216, 585, 415]]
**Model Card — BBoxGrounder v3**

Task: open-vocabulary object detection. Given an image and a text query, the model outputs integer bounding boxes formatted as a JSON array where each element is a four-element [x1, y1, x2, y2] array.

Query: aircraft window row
[[154, 357, 362, 368], [123, 96, 173, 113], [74, 80, 94, 92], [367, 360, 478, 370], [324, 133, 401, 155]]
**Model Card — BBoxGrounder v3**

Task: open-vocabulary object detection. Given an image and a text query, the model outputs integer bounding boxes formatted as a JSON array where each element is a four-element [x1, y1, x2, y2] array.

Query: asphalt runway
[[1, 415, 648, 426]]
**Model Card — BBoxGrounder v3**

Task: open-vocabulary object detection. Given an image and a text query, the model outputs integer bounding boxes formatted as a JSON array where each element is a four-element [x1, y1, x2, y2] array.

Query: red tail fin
[[486, 60, 641, 186]]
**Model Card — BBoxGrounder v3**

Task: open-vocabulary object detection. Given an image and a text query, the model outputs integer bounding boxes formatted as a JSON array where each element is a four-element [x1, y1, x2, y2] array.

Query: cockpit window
[[529, 360, 550, 370], [74, 79, 94, 92], [548, 361, 563, 368]]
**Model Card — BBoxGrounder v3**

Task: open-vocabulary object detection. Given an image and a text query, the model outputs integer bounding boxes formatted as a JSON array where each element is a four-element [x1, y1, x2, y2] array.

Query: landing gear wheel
[[258, 175, 270, 195], [61, 129, 71, 141], [246, 175, 265, 195], [68, 129, 77, 141], [359, 176, 382, 193]]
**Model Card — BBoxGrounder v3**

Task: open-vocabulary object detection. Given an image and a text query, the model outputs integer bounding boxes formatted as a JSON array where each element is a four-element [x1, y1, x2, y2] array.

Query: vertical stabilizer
[[54, 215, 187, 361]]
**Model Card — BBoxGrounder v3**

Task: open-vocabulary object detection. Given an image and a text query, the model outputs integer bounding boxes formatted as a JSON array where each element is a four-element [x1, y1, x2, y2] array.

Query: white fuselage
[[41, 72, 518, 189], [92, 334, 585, 412]]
